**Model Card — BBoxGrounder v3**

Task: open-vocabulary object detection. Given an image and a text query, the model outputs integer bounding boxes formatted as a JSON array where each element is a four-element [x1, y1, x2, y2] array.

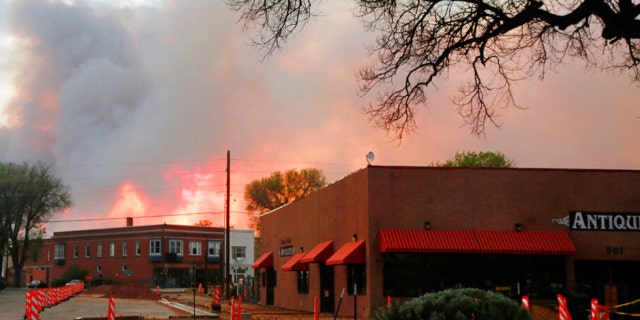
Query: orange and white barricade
[[211, 285, 221, 311], [598, 305, 610, 320], [590, 298, 599, 320], [230, 296, 235, 320], [558, 294, 572, 320], [107, 295, 116, 320], [521, 295, 530, 312]]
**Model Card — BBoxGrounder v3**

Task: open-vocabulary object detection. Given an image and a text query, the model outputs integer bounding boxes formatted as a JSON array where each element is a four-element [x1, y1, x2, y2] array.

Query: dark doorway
[[266, 268, 276, 306], [575, 260, 640, 305], [319, 264, 335, 313]]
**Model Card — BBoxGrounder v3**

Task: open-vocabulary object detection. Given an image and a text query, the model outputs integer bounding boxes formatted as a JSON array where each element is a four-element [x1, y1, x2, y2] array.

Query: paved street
[[0, 287, 190, 319], [0, 287, 29, 319]]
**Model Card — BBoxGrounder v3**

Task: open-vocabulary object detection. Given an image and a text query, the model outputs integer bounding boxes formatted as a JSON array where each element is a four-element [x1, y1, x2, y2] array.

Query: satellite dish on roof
[[366, 151, 375, 165]]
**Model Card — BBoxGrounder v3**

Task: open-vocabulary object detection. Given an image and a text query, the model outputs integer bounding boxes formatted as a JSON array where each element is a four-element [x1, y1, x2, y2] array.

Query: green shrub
[[374, 288, 532, 320], [51, 264, 88, 288]]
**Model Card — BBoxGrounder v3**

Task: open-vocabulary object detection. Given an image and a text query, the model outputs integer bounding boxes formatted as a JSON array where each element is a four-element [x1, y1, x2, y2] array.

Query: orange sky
[[0, 1, 638, 235]]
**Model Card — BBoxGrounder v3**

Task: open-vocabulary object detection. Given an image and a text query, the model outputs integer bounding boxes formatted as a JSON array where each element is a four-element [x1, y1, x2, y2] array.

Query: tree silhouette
[[0, 162, 71, 287], [228, 0, 640, 138], [432, 151, 516, 167], [244, 168, 326, 233]]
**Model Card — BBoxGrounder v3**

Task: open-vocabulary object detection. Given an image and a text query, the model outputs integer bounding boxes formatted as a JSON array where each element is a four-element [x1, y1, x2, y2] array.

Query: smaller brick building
[[252, 166, 640, 319], [25, 222, 255, 292]]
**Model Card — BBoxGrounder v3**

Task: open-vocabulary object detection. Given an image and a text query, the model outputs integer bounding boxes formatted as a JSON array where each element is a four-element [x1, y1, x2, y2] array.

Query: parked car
[[65, 279, 81, 286], [27, 280, 46, 289]]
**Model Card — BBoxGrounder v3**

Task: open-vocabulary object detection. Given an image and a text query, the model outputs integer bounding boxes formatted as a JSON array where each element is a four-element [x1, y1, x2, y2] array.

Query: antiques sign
[[279, 237, 294, 256], [568, 211, 640, 231]]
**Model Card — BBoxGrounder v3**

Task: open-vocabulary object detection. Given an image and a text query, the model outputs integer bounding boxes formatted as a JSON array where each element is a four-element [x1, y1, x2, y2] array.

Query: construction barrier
[[25, 290, 40, 320], [210, 285, 221, 311], [521, 295, 530, 312], [236, 295, 242, 320], [558, 294, 572, 320], [230, 296, 235, 320], [598, 305, 610, 320], [24, 282, 85, 319], [107, 295, 116, 320], [590, 298, 599, 320]]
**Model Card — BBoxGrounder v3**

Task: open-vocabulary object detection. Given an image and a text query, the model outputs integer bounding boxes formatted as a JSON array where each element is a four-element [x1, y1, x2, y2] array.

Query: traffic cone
[[590, 298, 598, 320], [210, 285, 221, 311], [107, 295, 115, 320], [557, 294, 572, 320], [521, 295, 530, 312], [237, 295, 242, 319], [598, 305, 610, 320], [230, 296, 235, 320]]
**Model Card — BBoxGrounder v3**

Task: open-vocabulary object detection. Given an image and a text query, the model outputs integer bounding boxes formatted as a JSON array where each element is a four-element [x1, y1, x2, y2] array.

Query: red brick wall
[[258, 166, 640, 318]]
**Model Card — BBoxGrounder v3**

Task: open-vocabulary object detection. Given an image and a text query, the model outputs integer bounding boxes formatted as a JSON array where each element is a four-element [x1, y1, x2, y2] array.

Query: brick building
[[252, 166, 640, 318], [25, 222, 255, 292]]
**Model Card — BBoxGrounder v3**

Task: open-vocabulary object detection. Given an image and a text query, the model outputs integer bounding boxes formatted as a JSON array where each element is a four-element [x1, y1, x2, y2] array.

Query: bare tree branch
[[229, 0, 640, 138]]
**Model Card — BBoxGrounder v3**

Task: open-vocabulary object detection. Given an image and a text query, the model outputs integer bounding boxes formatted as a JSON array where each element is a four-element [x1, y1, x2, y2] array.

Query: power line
[[47, 211, 223, 223]]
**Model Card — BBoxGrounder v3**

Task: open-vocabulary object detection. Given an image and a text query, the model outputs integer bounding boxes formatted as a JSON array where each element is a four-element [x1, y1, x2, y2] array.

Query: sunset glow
[[0, 1, 636, 234], [109, 182, 149, 218]]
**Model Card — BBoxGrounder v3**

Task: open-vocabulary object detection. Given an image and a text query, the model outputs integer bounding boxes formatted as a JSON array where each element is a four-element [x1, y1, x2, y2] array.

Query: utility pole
[[225, 150, 231, 299]]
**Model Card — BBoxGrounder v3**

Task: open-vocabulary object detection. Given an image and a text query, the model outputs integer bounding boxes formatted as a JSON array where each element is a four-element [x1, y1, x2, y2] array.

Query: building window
[[189, 241, 202, 256], [54, 243, 65, 259], [97, 243, 102, 257], [348, 264, 366, 295], [169, 239, 183, 256], [207, 240, 221, 257], [122, 242, 128, 257], [150, 239, 161, 256], [85, 245, 90, 257], [297, 270, 309, 294], [232, 246, 246, 260], [46, 249, 50, 262], [109, 243, 115, 257], [74, 245, 79, 258], [97, 265, 102, 273], [136, 241, 141, 256], [122, 264, 128, 271]]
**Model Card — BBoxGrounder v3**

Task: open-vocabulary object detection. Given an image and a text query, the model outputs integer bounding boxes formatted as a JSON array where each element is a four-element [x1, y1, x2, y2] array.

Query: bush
[[51, 264, 89, 288], [373, 288, 532, 320]]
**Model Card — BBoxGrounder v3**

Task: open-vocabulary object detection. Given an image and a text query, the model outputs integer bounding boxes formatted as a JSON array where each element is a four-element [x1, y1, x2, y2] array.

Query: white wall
[[229, 229, 255, 284]]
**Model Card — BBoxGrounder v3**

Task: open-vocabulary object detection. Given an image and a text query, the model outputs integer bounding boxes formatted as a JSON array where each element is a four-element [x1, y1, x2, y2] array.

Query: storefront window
[[348, 264, 366, 295], [297, 270, 309, 294], [382, 253, 565, 298]]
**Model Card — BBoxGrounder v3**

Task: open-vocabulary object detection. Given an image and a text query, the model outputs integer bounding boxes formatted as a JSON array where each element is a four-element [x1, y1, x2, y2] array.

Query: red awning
[[251, 252, 274, 269], [379, 229, 577, 255], [300, 241, 333, 263], [326, 240, 365, 265], [379, 229, 480, 253], [280, 253, 309, 271], [474, 230, 577, 255]]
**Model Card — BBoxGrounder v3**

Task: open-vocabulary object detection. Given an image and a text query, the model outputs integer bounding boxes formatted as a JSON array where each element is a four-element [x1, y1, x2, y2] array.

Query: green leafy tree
[[228, 0, 640, 138], [244, 168, 326, 232], [0, 162, 72, 287], [433, 151, 516, 168]]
